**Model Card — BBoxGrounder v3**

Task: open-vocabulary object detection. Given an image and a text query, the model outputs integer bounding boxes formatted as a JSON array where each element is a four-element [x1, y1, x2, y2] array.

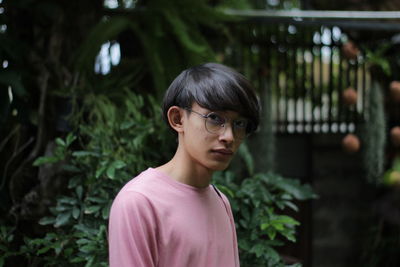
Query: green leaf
[[54, 243, 63, 255], [266, 227, 276, 240], [70, 257, 85, 264], [273, 177, 315, 200], [120, 121, 135, 130], [55, 205, 70, 212], [55, 137, 66, 147], [33, 156, 60, 166], [250, 243, 265, 258], [132, 134, 145, 149], [102, 204, 111, 219], [66, 133, 76, 146], [265, 246, 281, 263], [54, 212, 71, 228], [79, 244, 96, 253], [106, 166, 115, 179], [84, 205, 101, 214], [283, 232, 296, 242], [85, 255, 95, 267], [164, 10, 207, 54], [272, 223, 284, 231], [260, 223, 269, 231], [111, 160, 126, 169], [239, 219, 248, 229], [37, 246, 51, 255], [95, 164, 107, 178], [39, 216, 55, 226], [76, 238, 90, 245], [87, 197, 107, 204], [59, 196, 77, 205], [74, 224, 97, 235], [72, 206, 80, 219], [274, 215, 299, 226], [72, 151, 100, 158], [283, 200, 299, 212], [76, 185, 83, 200]]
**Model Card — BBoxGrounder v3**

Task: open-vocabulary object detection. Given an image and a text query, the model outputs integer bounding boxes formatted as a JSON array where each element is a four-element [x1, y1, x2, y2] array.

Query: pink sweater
[[108, 168, 240, 267]]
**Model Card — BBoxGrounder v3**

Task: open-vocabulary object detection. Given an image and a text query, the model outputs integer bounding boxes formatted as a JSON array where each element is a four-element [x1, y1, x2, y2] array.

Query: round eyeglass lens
[[205, 113, 224, 134], [205, 113, 249, 140]]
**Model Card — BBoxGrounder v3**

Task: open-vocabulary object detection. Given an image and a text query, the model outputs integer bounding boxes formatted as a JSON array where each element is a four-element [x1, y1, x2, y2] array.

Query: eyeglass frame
[[184, 108, 250, 140]]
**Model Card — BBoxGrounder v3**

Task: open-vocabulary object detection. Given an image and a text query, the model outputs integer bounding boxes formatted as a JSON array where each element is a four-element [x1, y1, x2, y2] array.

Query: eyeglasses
[[185, 108, 249, 140]]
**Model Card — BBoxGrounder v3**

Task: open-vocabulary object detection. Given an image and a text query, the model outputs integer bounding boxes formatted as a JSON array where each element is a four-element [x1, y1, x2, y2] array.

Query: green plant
[[0, 224, 16, 267], [364, 44, 392, 76], [4, 89, 173, 266], [363, 81, 386, 184], [75, 0, 233, 98], [214, 144, 317, 267]]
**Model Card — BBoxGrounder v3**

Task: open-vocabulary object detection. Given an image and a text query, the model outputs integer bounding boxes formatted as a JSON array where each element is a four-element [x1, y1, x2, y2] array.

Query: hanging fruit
[[342, 41, 360, 60], [342, 87, 358, 106], [389, 81, 400, 103], [390, 126, 400, 147], [342, 133, 361, 154]]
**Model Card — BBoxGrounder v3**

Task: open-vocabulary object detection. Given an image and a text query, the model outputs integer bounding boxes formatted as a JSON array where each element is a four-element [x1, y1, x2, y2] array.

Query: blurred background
[[1, 0, 400, 266]]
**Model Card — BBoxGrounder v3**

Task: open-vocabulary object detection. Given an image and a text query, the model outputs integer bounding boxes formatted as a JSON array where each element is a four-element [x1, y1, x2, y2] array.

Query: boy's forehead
[[191, 102, 243, 118]]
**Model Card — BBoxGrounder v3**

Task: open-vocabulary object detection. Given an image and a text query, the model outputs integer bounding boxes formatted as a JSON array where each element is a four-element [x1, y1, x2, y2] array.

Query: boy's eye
[[207, 113, 225, 125], [234, 119, 248, 129]]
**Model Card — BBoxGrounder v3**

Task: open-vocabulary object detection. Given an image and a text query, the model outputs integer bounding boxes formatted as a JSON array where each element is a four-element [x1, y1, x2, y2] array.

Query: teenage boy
[[108, 62, 260, 267]]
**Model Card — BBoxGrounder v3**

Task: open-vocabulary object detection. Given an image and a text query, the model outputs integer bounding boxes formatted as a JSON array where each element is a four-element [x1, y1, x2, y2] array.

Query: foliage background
[[0, 0, 315, 266]]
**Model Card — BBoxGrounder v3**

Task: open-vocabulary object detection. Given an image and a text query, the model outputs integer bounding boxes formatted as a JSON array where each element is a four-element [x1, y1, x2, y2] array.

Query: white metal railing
[[223, 9, 400, 20]]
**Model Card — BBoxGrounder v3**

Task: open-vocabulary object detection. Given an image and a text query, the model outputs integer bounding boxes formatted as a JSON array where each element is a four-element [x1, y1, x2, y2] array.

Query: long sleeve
[[108, 191, 159, 267]]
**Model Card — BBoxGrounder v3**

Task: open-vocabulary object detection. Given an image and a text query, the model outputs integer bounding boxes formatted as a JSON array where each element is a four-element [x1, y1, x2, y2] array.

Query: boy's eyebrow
[[210, 110, 247, 120]]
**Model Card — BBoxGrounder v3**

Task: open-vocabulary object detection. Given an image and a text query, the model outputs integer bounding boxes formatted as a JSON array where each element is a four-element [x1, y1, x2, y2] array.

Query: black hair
[[162, 62, 260, 134]]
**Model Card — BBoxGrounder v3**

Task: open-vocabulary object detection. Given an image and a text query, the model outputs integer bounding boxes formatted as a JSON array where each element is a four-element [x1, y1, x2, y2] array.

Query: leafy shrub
[[1, 90, 174, 266], [214, 147, 316, 267]]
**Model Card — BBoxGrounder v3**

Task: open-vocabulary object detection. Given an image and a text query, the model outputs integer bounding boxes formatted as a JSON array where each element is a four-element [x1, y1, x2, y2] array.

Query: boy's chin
[[209, 162, 231, 172]]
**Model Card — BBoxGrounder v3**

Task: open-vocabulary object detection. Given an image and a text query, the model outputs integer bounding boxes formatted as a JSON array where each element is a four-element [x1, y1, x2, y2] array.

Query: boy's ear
[[167, 106, 184, 133]]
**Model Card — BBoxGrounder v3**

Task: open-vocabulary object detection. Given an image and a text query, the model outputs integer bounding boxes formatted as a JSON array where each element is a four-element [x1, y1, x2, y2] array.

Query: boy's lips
[[211, 148, 234, 155]]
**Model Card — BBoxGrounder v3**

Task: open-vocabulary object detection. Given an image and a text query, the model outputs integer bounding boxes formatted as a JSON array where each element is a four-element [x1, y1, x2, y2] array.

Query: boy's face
[[180, 103, 244, 172]]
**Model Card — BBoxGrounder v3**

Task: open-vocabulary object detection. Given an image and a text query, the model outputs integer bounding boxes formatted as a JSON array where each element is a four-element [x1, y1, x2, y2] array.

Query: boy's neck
[[156, 150, 213, 188]]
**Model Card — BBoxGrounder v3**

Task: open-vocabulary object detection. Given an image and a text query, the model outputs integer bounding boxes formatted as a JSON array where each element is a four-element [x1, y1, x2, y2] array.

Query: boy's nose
[[219, 123, 235, 143]]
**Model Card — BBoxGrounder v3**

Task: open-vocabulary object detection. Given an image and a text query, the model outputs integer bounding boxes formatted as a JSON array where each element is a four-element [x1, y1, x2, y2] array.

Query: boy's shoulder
[[118, 168, 159, 195], [111, 168, 163, 209]]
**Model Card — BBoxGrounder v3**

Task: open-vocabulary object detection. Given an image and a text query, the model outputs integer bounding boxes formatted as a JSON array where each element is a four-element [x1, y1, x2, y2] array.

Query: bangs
[[189, 75, 251, 117]]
